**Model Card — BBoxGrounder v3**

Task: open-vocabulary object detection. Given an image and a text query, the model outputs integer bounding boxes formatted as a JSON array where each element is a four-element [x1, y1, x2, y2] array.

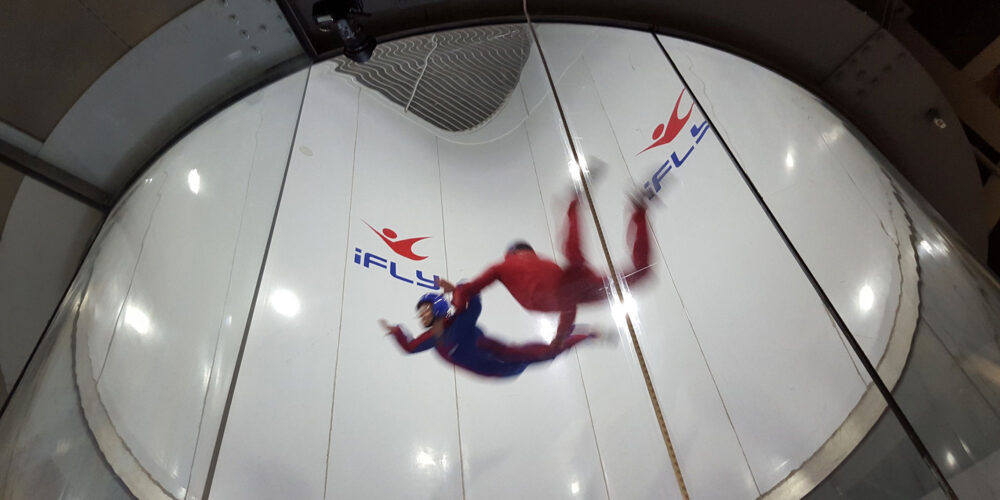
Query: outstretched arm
[[437, 278, 456, 294], [380, 320, 436, 353], [452, 264, 501, 313]]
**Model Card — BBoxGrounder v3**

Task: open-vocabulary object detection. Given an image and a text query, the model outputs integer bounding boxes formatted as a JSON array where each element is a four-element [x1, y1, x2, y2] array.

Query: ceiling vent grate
[[336, 24, 531, 132]]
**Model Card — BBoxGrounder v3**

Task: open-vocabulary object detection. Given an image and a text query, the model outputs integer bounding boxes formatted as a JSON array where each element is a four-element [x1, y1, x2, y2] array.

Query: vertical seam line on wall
[[520, 118, 613, 498], [323, 84, 363, 500], [578, 53, 693, 494], [436, 136, 468, 500], [523, 9, 690, 500], [201, 67, 312, 500], [587, 46, 763, 495], [573, 353, 613, 499], [818, 133, 894, 384], [97, 180, 167, 382], [185, 108, 268, 495], [650, 31, 960, 500], [519, 109, 560, 309]]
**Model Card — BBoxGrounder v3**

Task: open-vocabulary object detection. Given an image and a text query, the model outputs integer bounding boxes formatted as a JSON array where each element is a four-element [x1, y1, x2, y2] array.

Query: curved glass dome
[[1, 22, 997, 500]]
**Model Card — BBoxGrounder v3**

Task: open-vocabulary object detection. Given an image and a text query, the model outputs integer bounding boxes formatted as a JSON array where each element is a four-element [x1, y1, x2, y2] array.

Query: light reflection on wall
[[610, 291, 638, 331], [187, 169, 201, 194], [858, 284, 875, 312], [414, 447, 449, 471], [124, 305, 151, 335], [269, 289, 300, 318]]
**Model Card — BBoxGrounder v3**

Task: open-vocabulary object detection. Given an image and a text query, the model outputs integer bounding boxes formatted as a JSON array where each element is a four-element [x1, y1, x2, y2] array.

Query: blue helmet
[[416, 293, 449, 319]]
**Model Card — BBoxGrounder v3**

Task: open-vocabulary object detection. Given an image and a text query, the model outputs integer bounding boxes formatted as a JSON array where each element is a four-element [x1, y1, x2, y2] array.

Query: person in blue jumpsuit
[[378, 280, 597, 377]]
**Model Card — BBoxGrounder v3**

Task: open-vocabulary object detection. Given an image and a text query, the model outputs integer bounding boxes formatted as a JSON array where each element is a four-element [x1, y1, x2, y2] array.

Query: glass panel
[[533, 22, 954, 498], [806, 413, 947, 499], [662, 32, 1000, 497], [0, 69, 308, 499]]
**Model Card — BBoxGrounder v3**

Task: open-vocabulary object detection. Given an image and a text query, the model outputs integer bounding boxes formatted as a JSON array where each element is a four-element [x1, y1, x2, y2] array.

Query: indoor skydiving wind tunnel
[[1, 20, 1000, 500]]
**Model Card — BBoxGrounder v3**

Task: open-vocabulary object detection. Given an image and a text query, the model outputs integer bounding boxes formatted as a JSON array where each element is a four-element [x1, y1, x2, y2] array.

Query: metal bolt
[[927, 109, 947, 129], [251, 46, 261, 55], [240, 29, 249, 39], [229, 14, 238, 24], [259, 24, 268, 32]]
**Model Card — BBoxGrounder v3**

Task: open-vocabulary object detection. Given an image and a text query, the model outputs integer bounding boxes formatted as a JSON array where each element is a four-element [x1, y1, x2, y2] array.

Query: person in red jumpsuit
[[451, 195, 650, 347]]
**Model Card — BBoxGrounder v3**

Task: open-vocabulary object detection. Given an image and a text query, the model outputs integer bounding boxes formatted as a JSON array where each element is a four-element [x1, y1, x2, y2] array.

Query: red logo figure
[[637, 89, 695, 155], [364, 221, 429, 261]]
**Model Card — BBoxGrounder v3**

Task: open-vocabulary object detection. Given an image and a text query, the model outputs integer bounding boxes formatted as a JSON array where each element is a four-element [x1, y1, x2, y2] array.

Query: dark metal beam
[[0, 140, 111, 212]]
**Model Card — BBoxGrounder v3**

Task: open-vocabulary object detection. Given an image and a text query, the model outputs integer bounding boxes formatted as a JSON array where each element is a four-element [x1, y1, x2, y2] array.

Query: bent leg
[[552, 307, 578, 347], [563, 197, 586, 267], [477, 330, 595, 362], [554, 200, 650, 324], [477, 336, 556, 362], [560, 203, 649, 309], [624, 202, 652, 287]]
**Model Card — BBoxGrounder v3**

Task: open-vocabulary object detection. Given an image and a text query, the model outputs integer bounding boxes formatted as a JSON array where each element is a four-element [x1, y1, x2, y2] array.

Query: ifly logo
[[363, 220, 428, 261], [353, 248, 439, 290], [354, 220, 439, 290], [637, 89, 712, 199], [637, 89, 695, 155]]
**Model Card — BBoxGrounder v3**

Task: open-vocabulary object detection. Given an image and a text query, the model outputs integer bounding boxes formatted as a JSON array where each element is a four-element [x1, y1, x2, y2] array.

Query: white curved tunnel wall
[[536, 26, 899, 495], [210, 56, 678, 500], [5, 21, 997, 500], [661, 36, 908, 367], [211, 24, 913, 500]]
